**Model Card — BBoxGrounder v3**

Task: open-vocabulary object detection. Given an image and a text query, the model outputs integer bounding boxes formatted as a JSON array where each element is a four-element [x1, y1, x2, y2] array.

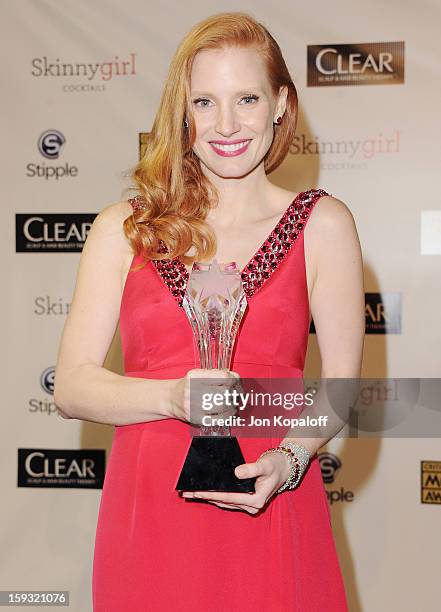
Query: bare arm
[[281, 195, 365, 453], [53, 201, 175, 425]]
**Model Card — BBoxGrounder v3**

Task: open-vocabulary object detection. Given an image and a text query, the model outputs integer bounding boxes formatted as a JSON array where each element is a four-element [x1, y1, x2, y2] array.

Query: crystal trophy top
[[182, 259, 248, 370], [182, 259, 248, 436]]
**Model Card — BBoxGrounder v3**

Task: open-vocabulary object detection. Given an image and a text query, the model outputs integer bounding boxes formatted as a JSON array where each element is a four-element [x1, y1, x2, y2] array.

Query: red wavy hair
[[122, 11, 299, 266]]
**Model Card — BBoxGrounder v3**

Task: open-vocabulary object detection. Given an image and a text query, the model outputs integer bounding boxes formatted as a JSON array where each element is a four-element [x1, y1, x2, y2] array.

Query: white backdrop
[[2, 1, 441, 611]]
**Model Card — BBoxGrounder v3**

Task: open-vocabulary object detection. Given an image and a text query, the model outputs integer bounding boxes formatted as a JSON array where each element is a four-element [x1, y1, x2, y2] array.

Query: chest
[[121, 188, 327, 312], [119, 238, 312, 374]]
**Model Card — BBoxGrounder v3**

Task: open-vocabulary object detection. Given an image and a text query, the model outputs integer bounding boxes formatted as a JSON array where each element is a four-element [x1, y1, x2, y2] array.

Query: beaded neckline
[[129, 188, 329, 307]]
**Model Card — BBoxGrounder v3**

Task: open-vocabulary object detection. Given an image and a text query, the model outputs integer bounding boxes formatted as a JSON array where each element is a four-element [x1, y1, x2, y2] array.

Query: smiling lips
[[209, 139, 251, 157]]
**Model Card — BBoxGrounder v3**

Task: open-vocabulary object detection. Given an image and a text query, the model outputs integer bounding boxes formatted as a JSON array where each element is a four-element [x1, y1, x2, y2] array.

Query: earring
[[183, 118, 189, 128], [274, 115, 283, 125]]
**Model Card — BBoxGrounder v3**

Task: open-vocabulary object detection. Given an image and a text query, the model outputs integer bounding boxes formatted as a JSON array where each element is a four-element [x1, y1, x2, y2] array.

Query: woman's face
[[189, 45, 287, 179]]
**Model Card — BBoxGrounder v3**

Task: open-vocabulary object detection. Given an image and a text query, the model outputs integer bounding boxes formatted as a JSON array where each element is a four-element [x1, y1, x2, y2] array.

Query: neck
[[202, 162, 273, 227]]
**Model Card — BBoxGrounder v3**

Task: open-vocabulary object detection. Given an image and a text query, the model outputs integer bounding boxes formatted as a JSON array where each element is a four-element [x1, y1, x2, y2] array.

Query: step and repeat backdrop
[[2, 1, 440, 611]]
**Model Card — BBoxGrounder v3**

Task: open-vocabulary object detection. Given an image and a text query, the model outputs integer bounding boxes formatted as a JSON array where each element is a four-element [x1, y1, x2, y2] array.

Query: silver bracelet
[[259, 441, 311, 494]]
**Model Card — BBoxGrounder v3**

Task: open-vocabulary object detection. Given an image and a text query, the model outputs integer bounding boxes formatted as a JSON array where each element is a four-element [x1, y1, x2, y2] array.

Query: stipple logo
[[318, 452, 354, 505]]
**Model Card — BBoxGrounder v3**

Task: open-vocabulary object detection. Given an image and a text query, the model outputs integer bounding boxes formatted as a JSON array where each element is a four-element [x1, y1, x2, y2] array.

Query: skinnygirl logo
[[31, 53, 137, 82], [290, 130, 401, 160]]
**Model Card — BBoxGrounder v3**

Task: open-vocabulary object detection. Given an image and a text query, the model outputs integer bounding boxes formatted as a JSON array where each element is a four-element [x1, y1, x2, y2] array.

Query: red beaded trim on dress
[[128, 188, 329, 306]]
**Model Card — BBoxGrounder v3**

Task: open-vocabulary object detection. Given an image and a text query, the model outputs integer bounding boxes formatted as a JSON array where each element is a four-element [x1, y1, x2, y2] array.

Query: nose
[[215, 104, 240, 137]]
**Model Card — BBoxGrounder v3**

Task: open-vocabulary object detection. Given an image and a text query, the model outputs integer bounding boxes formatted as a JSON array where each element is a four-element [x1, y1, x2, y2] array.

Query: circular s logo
[[40, 366, 55, 394], [318, 452, 342, 484], [38, 129, 66, 159]]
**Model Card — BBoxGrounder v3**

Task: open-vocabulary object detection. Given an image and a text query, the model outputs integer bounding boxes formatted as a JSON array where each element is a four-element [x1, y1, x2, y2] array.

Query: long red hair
[[123, 11, 298, 266]]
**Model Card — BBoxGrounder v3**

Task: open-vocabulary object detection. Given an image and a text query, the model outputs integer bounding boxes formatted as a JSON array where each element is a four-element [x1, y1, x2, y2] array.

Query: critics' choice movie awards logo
[[310, 292, 402, 335], [421, 461, 441, 505], [16, 213, 97, 252], [139, 132, 150, 160], [28, 366, 59, 417], [307, 41, 404, 86], [27, 129, 78, 180], [18, 449, 106, 489], [318, 453, 354, 504]]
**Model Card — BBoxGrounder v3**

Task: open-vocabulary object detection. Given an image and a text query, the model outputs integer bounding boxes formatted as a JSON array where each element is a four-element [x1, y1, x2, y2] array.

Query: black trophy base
[[175, 436, 256, 493]]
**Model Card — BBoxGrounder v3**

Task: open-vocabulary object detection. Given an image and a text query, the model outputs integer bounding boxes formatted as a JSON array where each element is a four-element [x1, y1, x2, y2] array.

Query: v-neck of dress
[[129, 188, 329, 307]]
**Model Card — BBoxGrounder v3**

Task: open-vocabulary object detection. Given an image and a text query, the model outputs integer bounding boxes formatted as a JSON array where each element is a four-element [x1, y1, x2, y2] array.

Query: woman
[[54, 12, 364, 612]]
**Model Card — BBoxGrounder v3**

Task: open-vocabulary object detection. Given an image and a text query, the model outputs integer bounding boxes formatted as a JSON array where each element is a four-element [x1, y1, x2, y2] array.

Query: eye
[[193, 98, 212, 108], [239, 94, 259, 104]]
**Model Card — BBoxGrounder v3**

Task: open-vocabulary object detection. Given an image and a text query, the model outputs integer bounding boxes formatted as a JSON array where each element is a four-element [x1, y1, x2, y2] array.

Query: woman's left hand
[[180, 451, 291, 514]]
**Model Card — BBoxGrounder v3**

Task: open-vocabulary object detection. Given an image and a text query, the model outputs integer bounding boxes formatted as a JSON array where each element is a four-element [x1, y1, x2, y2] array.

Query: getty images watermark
[[186, 377, 441, 438], [200, 386, 329, 429]]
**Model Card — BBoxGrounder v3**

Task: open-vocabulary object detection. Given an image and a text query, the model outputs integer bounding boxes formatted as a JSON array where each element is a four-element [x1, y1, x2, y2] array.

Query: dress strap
[[240, 189, 329, 297]]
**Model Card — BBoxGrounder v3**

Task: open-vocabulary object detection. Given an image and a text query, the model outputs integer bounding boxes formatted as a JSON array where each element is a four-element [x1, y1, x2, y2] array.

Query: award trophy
[[175, 259, 256, 493]]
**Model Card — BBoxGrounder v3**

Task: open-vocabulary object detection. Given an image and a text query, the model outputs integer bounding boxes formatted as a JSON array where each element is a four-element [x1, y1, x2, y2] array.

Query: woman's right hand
[[168, 368, 243, 426]]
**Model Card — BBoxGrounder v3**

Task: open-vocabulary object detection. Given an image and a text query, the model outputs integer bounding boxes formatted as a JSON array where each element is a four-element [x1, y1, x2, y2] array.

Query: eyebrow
[[190, 88, 263, 96]]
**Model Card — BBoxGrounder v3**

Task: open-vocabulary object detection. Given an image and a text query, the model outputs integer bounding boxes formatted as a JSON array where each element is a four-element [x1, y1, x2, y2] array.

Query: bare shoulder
[[90, 199, 135, 254], [306, 193, 357, 237], [303, 193, 362, 282], [93, 199, 134, 231]]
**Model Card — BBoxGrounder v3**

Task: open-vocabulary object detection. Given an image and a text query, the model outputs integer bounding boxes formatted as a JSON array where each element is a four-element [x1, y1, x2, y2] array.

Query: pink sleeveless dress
[[92, 189, 348, 611]]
